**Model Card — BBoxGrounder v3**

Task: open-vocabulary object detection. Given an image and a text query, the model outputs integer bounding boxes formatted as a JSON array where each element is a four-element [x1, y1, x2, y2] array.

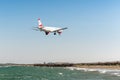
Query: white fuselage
[[41, 26, 61, 32]]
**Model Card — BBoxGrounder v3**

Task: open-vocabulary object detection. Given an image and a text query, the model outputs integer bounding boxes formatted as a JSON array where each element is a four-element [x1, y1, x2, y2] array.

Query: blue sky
[[0, 0, 120, 63]]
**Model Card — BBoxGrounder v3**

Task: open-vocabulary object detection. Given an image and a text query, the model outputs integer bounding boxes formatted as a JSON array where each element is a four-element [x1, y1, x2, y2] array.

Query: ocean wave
[[0, 66, 12, 68], [58, 72, 63, 75], [66, 67, 120, 77]]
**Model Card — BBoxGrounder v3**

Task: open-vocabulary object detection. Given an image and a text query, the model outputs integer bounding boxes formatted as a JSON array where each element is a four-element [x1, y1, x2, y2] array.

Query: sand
[[74, 65, 120, 70]]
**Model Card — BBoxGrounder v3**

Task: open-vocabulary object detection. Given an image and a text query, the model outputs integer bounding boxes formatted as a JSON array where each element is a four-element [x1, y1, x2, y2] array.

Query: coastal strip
[[0, 61, 120, 69]]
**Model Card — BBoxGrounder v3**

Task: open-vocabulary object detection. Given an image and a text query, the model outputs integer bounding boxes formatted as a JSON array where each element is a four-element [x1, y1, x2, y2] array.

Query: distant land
[[0, 61, 120, 69]]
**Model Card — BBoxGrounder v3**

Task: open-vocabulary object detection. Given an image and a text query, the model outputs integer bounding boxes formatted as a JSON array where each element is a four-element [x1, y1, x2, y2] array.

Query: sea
[[0, 66, 120, 80]]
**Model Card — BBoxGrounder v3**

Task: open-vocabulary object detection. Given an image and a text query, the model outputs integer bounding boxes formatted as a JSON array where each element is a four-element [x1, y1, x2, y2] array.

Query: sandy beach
[[74, 65, 120, 70]]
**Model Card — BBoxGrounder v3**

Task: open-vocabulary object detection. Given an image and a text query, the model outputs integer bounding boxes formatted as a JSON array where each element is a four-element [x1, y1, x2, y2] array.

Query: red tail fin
[[38, 18, 43, 28]]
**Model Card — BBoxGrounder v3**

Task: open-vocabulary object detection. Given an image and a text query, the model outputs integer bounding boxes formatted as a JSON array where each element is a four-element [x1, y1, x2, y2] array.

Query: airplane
[[33, 18, 68, 35]]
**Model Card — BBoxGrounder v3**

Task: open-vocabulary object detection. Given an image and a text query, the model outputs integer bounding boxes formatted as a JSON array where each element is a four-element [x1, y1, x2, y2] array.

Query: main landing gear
[[54, 32, 56, 35], [45, 32, 49, 35]]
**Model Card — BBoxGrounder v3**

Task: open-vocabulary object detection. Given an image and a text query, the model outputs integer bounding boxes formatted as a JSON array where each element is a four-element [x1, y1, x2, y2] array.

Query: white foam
[[0, 66, 12, 68], [58, 72, 63, 75], [66, 67, 120, 76], [99, 70, 107, 74]]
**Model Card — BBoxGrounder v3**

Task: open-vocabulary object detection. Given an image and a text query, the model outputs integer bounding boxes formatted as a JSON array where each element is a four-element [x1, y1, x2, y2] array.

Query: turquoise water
[[0, 66, 120, 80]]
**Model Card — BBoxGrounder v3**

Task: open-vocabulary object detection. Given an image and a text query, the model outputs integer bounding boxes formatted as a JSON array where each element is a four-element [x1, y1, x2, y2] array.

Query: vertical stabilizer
[[38, 18, 43, 28]]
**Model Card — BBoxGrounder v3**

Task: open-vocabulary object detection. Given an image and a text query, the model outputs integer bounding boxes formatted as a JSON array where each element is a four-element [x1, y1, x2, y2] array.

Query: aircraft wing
[[53, 27, 68, 32], [32, 27, 39, 31], [32, 28, 39, 31]]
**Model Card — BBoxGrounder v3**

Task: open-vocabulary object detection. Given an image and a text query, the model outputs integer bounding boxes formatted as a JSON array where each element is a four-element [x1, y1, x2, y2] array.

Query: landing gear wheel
[[54, 32, 56, 35], [45, 32, 49, 35]]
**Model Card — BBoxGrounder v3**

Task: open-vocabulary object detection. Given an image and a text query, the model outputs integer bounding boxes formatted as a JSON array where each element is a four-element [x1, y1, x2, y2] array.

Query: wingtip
[[65, 27, 68, 29]]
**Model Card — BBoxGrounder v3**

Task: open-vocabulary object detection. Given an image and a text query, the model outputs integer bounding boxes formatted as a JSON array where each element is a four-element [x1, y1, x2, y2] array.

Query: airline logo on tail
[[38, 18, 43, 28], [34, 18, 68, 35]]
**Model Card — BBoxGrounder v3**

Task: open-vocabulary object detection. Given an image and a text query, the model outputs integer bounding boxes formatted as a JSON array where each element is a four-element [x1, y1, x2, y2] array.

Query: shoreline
[[74, 65, 120, 70], [1, 61, 120, 70]]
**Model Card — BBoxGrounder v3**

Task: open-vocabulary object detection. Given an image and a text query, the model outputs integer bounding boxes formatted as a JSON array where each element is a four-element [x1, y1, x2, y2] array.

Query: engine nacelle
[[57, 30, 63, 35]]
